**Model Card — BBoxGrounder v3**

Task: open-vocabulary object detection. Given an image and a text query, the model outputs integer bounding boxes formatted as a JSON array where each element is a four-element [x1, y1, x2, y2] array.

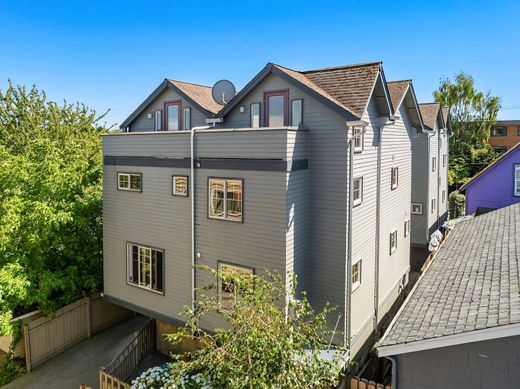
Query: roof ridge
[[418, 102, 441, 106], [388, 79, 412, 84], [300, 61, 382, 73], [167, 79, 212, 89]]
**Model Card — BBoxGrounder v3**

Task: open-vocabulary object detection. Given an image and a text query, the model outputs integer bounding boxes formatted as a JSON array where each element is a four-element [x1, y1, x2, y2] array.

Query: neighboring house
[[377, 204, 520, 389], [460, 142, 520, 215], [489, 120, 520, 153], [102, 61, 425, 362], [409, 103, 450, 254]]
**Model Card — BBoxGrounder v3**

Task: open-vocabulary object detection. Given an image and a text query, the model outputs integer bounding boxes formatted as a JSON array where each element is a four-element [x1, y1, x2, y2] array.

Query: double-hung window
[[389, 230, 397, 255], [391, 167, 399, 190], [291, 99, 303, 127], [353, 177, 363, 206], [250, 103, 261, 128], [218, 262, 254, 311], [515, 165, 520, 196], [127, 243, 164, 293], [164, 100, 181, 130], [432, 157, 437, 172], [118, 173, 142, 192], [353, 127, 364, 153], [173, 176, 189, 196], [352, 259, 362, 292], [264, 90, 288, 127], [154, 110, 163, 131], [209, 178, 243, 222], [183, 107, 191, 131]]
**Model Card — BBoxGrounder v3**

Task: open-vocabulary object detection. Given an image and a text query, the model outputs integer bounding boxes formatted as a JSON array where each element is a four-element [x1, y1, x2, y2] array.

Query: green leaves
[[0, 82, 105, 335], [166, 267, 349, 388], [434, 72, 501, 188]]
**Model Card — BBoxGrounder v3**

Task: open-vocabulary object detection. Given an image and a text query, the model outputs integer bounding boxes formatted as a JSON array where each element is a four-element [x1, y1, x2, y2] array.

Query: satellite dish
[[212, 80, 236, 105]]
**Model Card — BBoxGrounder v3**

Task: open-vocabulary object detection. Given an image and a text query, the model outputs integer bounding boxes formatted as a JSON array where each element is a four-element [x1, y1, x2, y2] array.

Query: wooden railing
[[100, 319, 155, 389], [349, 376, 391, 389]]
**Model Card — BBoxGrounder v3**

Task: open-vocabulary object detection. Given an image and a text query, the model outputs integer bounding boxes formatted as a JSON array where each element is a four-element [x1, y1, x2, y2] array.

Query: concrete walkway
[[4, 315, 149, 389]]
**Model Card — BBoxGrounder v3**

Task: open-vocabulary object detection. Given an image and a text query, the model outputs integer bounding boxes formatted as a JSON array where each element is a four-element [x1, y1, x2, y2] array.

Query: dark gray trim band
[[105, 156, 308, 172], [103, 294, 186, 327], [105, 156, 190, 168]]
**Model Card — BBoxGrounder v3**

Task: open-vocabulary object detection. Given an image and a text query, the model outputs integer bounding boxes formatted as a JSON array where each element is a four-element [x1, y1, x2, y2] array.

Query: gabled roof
[[460, 141, 520, 191], [387, 80, 410, 110], [418, 102, 444, 131], [378, 204, 520, 356], [120, 79, 221, 129], [387, 80, 425, 131], [218, 62, 392, 121]]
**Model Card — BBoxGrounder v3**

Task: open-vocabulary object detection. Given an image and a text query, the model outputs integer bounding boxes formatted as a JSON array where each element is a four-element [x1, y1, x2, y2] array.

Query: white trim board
[[378, 322, 520, 357]]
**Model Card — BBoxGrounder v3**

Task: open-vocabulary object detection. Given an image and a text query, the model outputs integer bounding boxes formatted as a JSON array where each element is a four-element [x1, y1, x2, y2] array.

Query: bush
[[449, 190, 466, 218], [131, 365, 211, 389], [0, 357, 25, 386]]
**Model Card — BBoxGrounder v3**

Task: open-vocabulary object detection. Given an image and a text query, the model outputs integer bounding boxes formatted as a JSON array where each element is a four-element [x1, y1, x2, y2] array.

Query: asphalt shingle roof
[[418, 102, 441, 130], [378, 204, 520, 348], [387, 80, 410, 110], [168, 79, 222, 114]]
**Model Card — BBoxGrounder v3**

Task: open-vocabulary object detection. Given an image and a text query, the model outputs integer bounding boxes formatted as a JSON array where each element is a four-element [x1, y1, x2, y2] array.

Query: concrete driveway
[[4, 315, 149, 389]]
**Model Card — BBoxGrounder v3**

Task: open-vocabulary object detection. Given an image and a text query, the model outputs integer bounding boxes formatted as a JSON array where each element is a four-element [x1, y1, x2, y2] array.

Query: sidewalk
[[3, 315, 149, 389]]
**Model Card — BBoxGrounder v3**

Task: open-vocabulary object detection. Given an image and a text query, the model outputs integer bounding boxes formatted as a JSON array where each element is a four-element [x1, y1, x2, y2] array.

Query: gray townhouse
[[409, 103, 450, 265], [102, 61, 428, 362]]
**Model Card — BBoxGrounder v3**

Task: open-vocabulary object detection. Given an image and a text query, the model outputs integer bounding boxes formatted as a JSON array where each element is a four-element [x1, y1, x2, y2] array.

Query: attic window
[[183, 107, 191, 131], [165, 100, 181, 131], [251, 103, 260, 128], [264, 90, 288, 127], [291, 99, 303, 127], [353, 127, 364, 152], [154, 110, 163, 131]]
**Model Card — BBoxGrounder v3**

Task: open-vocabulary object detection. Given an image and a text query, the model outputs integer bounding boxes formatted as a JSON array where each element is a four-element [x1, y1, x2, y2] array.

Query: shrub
[[449, 190, 466, 218]]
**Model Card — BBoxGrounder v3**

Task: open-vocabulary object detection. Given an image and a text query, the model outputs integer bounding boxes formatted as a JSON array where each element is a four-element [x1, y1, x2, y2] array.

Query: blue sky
[[1, 0, 519, 126]]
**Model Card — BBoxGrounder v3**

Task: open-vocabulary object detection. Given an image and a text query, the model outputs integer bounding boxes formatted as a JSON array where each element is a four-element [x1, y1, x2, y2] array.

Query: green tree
[[165, 267, 348, 388], [433, 72, 501, 188], [0, 81, 106, 336]]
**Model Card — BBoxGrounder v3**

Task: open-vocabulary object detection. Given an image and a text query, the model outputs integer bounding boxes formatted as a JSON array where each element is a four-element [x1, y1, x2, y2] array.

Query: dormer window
[[183, 107, 191, 131], [164, 100, 181, 131], [291, 99, 303, 127], [264, 90, 288, 127], [154, 110, 163, 131], [353, 127, 364, 153]]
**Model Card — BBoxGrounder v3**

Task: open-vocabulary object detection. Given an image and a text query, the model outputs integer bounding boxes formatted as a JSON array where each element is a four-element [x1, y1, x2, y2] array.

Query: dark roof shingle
[[168, 79, 222, 114], [387, 80, 410, 110], [378, 204, 520, 349], [418, 102, 441, 130]]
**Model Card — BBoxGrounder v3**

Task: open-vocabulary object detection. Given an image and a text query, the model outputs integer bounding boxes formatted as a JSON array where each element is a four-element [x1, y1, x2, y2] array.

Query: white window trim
[[172, 175, 189, 197], [250, 103, 261, 128], [126, 243, 164, 294], [352, 259, 362, 292], [117, 172, 142, 192], [209, 178, 243, 222], [291, 99, 303, 128], [432, 157, 437, 172], [391, 167, 399, 190], [431, 198, 436, 214], [353, 177, 363, 206], [515, 165, 520, 196], [411, 202, 423, 215], [390, 230, 397, 255], [154, 110, 162, 131], [353, 127, 364, 153], [404, 220, 410, 237]]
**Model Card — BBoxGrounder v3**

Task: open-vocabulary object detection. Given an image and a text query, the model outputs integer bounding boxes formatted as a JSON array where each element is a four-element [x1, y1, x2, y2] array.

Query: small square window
[[353, 177, 363, 206], [173, 176, 189, 196], [352, 259, 362, 292], [353, 127, 364, 153], [404, 220, 410, 237], [411, 202, 423, 215], [391, 167, 399, 190], [218, 262, 254, 312], [389, 230, 397, 255], [118, 173, 142, 192], [432, 157, 437, 172]]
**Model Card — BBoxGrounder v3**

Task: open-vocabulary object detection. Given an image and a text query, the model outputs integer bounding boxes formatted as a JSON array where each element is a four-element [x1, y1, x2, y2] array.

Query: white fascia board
[[378, 322, 520, 357]]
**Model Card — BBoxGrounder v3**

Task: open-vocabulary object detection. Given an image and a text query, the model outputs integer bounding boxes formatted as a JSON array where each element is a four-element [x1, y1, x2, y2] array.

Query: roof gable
[[418, 102, 444, 131], [460, 141, 520, 191], [120, 79, 220, 129], [388, 80, 424, 131]]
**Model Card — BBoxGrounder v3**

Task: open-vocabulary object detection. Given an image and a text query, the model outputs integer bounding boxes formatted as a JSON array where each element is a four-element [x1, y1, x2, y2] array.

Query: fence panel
[[90, 293, 134, 335], [349, 377, 391, 389]]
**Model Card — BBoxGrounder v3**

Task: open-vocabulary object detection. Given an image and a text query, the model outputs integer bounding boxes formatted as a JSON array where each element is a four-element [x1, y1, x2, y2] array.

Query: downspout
[[374, 118, 394, 336], [436, 129, 441, 229], [426, 131, 434, 243], [385, 356, 398, 388], [190, 125, 212, 311]]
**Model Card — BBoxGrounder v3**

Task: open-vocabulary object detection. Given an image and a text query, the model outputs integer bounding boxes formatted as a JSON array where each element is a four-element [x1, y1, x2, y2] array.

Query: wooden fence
[[13, 293, 133, 372], [100, 319, 155, 389], [348, 377, 391, 389]]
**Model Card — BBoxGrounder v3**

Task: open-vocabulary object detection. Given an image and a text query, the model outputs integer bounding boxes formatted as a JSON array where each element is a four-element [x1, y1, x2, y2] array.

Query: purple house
[[460, 142, 520, 215]]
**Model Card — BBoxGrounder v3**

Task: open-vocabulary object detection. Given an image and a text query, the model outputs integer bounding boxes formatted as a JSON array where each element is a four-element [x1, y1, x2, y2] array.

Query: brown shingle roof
[[387, 80, 410, 110], [419, 102, 441, 130], [301, 62, 382, 117], [168, 79, 221, 114]]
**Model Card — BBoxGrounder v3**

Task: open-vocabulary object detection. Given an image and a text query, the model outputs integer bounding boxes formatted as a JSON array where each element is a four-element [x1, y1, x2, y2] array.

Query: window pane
[[119, 174, 129, 189], [251, 103, 260, 128], [130, 175, 141, 190], [268, 95, 285, 127], [167, 104, 179, 130], [152, 250, 163, 292], [353, 127, 363, 151], [139, 247, 151, 287], [174, 176, 188, 195], [291, 100, 302, 127], [219, 263, 253, 311], [155, 110, 162, 131], [183, 107, 191, 130], [209, 180, 225, 218], [226, 180, 243, 220], [130, 245, 139, 284]]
